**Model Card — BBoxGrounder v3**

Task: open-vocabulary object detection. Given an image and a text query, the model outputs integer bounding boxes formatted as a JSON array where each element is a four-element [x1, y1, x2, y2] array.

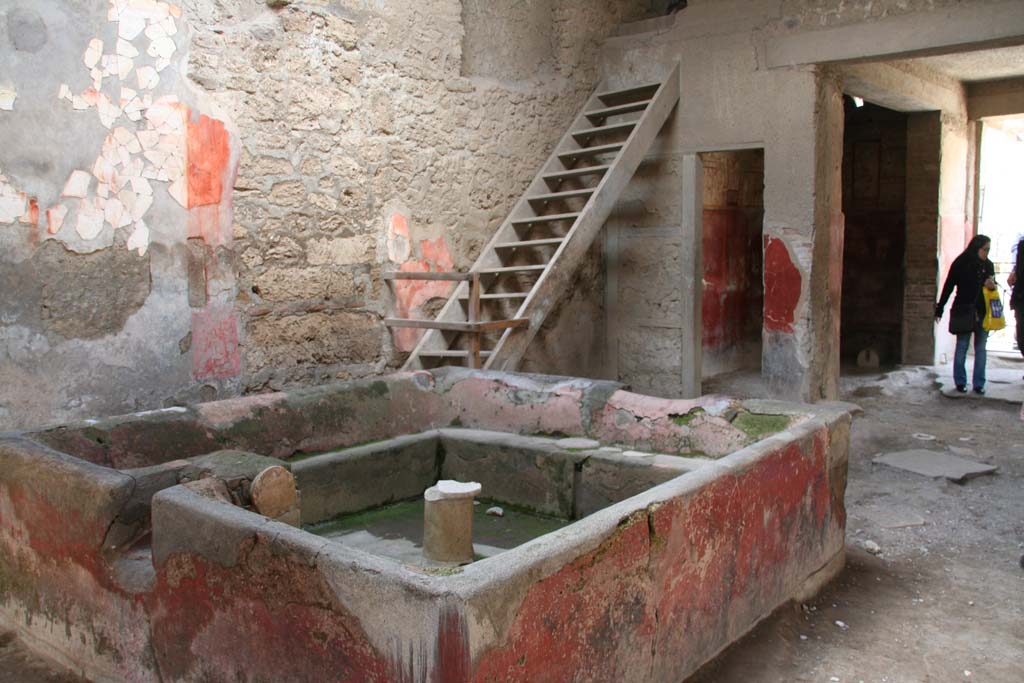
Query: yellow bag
[[982, 288, 1006, 331]]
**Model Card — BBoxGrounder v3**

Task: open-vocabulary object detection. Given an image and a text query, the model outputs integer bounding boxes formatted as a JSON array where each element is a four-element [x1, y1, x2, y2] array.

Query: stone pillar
[[762, 68, 845, 401], [423, 480, 482, 564]]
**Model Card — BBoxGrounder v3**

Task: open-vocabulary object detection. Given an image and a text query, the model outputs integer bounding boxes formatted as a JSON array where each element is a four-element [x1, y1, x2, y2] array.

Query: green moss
[[420, 565, 463, 576], [449, 416, 463, 427], [306, 499, 422, 537], [670, 408, 704, 426], [368, 381, 390, 397], [531, 430, 570, 439], [732, 411, 791, 441]]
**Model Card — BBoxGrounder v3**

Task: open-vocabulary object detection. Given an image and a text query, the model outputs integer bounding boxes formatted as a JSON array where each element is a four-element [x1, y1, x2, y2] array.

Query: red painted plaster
[[150, 541, 393, 683], [388, 214, 457, 352], [763, 236, 801, 334], [471, 516, 656, 682], [186, 114, 230, 209], [191, 304, 241, 379], [702, 209, 761, 349]]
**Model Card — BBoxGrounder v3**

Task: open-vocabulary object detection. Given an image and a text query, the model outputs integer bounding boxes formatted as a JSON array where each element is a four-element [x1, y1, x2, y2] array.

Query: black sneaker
[[956, 385, 968, 393], [973, 387, 985, 395]]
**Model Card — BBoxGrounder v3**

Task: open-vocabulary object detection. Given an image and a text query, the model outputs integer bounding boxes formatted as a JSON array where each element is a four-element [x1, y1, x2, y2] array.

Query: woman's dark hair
[[1016, 237, 1024, 274], [963, 234, 991, 259]]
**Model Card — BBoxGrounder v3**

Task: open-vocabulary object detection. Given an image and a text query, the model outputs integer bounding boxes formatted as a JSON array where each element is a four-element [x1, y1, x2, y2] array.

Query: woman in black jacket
[[935, 234, 996, 394]]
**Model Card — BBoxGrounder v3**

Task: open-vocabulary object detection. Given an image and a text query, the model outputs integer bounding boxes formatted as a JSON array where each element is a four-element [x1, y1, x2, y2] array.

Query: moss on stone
[[732, 411, 791, 441], [670, 408, 704, 426]]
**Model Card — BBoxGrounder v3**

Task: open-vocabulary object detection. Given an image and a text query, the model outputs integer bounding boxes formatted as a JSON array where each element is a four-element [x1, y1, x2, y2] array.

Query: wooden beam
[[383, 272, 471, 281]]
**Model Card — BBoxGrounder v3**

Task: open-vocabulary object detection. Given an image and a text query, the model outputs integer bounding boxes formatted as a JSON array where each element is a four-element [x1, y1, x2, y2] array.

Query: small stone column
[[423, 480, 481, 564]]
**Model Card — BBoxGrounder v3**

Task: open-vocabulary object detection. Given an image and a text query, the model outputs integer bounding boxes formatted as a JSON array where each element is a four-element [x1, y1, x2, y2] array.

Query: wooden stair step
[[596, 81, 660, 104], [469, 292, 529, 300], [477, 264, 548, 275], [541, 164, 611, 183], [385, 317, 528, 332], [527, 189, 594, 205], [419, 350, 493, 359], [511, 211, 580, 227], [571, 121, 636, 142], [584, 100, 651, 123], [494, 238, 565, 250], [557, 143, 624, 163]]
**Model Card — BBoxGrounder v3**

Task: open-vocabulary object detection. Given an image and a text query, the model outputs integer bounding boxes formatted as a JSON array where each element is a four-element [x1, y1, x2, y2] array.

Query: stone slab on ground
[[936, 366, 1024, 404], [858, 504, 927, 529], [873, 449, 998, 483]]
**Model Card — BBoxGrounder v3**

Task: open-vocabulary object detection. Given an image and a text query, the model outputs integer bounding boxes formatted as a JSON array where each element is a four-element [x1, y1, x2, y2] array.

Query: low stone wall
[[0, 369, 853, 682]]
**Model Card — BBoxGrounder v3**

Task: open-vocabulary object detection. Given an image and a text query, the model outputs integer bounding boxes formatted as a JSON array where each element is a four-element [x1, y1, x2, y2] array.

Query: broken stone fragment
[[183, 477, 232, 504], [485, 506, 504, 517]]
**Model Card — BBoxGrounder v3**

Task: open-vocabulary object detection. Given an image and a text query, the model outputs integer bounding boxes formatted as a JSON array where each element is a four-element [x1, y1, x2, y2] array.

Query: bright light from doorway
[[852, 96, 864, 108]]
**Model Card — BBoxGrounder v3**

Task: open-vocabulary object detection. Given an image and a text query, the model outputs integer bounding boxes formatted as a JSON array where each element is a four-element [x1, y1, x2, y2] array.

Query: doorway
[[700, 149, 764, 379], [840, 98, 908, 367], [977, 117, 1024, 354]]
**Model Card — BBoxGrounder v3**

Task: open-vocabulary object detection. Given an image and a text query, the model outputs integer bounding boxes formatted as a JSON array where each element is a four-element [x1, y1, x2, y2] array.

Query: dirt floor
[[3, 360, 1022, 682], [694, 357, 1024, 683]]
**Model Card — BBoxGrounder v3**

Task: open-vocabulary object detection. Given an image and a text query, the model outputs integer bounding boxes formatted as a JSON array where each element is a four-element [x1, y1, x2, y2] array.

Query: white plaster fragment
[[93, 156, 117, 184], [136, 66, 159, 90], [118, 14, 147, 41], [97, 93, 122, 128], [126, 220, 149, 255], [130, 176, 153, 195], [61, 170, 92, 198], [97, 182, 110, 199], [167, 177, 187, 206], [58, 83, 72, 100], [144, 21, 167, 40], [83, 39, 104, 68], [115, 55, 135, 80], [46, 204, 68, 234], [130, 192, 153, 221], [116, 38, 139, 58], [161, 16, 177, 35], [147, 36, 176, 60], [0, 85, 16, 111], [0, 191, 25, 224], [137, 130, 159, 149], [76, 198, 105, 240], [154, 57, 171, 73]]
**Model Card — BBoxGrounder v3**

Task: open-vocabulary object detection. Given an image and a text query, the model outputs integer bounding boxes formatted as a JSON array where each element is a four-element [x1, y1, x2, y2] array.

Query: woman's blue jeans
[[954, 326, 988, 390]]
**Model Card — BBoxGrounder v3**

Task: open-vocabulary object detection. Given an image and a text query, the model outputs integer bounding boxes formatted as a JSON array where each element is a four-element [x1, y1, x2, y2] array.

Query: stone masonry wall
[[0, 0, 648, 430], [190, 0, 649, 392]]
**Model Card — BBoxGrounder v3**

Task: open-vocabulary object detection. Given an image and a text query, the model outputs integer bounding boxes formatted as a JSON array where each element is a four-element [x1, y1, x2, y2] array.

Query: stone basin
[[0, 368, 854, 682]]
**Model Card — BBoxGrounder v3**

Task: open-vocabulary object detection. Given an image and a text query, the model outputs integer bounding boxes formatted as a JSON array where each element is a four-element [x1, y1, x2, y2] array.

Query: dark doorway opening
[[841, 99, 908, 367]]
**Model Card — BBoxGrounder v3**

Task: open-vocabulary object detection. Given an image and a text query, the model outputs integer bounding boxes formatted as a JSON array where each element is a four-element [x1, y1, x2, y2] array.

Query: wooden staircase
[[386, 64, 680, 371]]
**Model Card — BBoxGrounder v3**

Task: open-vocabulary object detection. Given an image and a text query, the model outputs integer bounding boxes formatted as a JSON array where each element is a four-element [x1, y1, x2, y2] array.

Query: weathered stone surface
[[35, 240, 151, 340], [245, 311, 382, 379]]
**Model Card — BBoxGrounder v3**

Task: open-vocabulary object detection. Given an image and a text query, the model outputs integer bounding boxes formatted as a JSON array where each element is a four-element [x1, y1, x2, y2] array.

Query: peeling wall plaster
[[0, 0, 239, 430]]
